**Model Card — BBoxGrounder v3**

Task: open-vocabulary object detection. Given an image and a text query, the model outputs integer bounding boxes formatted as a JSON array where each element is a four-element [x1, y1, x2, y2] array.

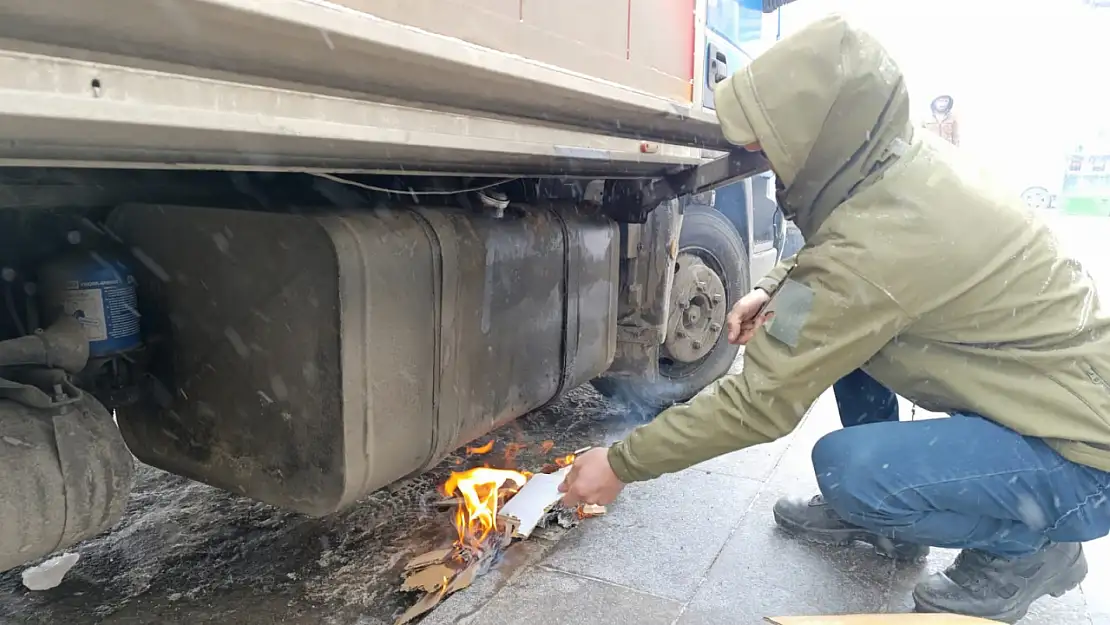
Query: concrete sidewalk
[[422, 392, 1109, 625]]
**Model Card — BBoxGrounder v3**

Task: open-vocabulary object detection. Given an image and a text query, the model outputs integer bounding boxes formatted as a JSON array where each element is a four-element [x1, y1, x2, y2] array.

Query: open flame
[[465, 440, 494, 455], [554, 453, 576, 468], [443, 467, 527, 549]]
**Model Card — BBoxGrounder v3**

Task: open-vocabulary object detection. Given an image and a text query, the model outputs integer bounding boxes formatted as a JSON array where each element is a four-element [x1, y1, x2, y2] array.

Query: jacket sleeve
[[607, 249, 913, 483], [754, 255, 797, 295]]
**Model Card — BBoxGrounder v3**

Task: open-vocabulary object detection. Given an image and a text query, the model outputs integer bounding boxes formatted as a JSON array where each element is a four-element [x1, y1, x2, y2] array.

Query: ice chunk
[[22, 553, 80, 591]]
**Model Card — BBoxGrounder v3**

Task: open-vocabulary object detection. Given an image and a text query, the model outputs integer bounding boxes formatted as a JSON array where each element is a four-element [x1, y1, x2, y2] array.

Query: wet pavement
[[2, 213, 1109, 624]]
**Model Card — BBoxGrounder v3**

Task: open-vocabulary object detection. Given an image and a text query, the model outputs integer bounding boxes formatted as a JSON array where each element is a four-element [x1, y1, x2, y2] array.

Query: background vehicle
[[0, 0, 797, 572], [1061, 135, 1110, 216]]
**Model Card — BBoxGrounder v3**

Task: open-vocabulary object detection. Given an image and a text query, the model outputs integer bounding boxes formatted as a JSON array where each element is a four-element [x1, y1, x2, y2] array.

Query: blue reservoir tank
[[39, 250, 142, 358]]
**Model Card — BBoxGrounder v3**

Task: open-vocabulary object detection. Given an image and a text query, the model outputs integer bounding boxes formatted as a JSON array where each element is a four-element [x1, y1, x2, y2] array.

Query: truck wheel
[[781, 221, 804, 259], [594, 204, 749, 412]]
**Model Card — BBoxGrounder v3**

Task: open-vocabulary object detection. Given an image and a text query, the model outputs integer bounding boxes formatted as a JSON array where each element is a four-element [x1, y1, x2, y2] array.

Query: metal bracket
[[602, 149, 771, 223]]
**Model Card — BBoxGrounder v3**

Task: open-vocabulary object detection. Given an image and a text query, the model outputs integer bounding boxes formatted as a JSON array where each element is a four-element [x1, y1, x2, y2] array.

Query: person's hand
[[558, 447, 626, 507], [727, 288, 773, 345]]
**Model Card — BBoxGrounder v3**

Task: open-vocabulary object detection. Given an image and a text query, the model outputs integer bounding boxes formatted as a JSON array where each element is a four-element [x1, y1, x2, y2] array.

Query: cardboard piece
[[401, 563, 455, 592], [403, 547, 453, 572], [497, 466, 571, 538], [581, 504, 607, 517], [499, 516, 519, 548], [445, 559, 480, 594], [766, 615, 998, 624]]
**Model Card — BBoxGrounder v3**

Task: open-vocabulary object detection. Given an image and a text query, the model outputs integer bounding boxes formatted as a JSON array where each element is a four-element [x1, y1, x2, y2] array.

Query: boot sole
[[912, 549, 1088, 624], [772, 508, 928, 562]]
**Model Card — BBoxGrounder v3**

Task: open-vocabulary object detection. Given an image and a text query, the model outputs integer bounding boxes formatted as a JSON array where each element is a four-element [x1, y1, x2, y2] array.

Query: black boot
[[913, 542, 1088, 623], [773, 494, 930, 562]]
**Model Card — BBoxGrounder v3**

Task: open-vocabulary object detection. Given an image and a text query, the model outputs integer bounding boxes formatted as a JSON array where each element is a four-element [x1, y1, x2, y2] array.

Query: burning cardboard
[[403, 548, 453, 572], [396, 523, 514, 624], [395, 447, 603, 624]]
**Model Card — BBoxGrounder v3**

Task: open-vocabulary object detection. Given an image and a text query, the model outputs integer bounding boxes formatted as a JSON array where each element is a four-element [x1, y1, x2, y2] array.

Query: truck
[[0, 0, 800, 572]]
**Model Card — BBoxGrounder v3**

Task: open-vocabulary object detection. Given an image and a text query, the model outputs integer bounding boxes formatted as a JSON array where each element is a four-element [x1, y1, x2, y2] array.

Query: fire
[[554, 453, 576, 468], [465, 440, 494, 455], [443, 467, 527, 549]]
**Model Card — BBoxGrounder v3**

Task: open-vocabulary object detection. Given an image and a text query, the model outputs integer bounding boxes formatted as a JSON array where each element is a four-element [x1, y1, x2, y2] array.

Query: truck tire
[[594, 204, 749, 412], [781, 221, 804, 259]]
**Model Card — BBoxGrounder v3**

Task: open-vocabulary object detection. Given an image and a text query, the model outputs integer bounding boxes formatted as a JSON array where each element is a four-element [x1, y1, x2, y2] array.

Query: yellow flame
[[444, 467, 527, 547]]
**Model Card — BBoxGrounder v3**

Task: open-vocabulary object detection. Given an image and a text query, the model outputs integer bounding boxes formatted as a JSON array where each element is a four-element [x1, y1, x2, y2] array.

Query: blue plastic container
[[39, 251, 142, 358]]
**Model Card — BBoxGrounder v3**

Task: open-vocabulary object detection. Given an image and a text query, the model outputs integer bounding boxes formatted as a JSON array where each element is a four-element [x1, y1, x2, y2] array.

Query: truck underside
[[0, 0, 780, 573]]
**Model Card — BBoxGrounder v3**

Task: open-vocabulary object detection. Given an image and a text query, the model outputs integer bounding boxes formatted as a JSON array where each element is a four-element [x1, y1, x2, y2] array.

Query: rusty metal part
[[662, 253, 727, 364], [603, 201, 682, 381]]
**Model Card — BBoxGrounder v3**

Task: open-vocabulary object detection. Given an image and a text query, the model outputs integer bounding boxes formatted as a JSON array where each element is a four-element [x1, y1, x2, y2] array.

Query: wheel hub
[[663, 253, 727, 364], [1020, 186, 1051, 210]]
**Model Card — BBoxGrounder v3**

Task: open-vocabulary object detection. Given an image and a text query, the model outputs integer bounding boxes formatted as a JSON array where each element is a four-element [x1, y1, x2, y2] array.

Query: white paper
[[498, 467, 570, 538]]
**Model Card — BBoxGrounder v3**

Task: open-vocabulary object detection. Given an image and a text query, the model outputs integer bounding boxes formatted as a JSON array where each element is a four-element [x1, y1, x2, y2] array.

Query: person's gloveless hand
[[727, 288, 773, 345], [558, 447, 626, 506]]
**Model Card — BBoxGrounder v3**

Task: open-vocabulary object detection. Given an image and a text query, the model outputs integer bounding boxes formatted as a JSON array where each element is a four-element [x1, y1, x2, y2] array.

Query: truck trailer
[[0, 0, 798, 572]]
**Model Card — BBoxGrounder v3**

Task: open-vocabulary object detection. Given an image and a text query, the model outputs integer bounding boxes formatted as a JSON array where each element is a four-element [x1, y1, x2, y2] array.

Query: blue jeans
[[816, 369, 1110, 557]]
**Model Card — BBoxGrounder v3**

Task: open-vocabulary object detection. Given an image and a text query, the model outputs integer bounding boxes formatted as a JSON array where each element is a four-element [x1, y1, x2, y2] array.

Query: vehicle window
[[707, 0, 764, 48]]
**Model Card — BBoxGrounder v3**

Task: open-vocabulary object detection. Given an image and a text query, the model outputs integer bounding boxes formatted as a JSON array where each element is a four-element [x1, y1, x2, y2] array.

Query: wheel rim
[[1020, 187, 1051, 210], [660, 251, 729, 376]]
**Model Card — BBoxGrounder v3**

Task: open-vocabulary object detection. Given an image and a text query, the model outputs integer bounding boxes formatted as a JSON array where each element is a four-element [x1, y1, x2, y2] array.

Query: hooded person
[[558, 14, 1110, 623], [923, 94, 960, 146]]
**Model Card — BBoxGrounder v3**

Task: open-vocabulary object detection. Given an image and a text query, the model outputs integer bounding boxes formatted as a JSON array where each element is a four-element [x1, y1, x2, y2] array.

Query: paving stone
[[694, 435, 794, 482], [446, 567, 682, 625], [678, 397, 898, 624], [677, 487, 897, 624], [541, 470, 762, 602]]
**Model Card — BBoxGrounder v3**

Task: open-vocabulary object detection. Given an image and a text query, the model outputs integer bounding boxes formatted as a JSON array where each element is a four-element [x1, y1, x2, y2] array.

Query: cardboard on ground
[[766, 615, 997, 624]]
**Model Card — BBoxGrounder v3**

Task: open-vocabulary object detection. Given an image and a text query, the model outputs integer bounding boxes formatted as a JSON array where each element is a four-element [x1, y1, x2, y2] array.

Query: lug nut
[[676, 329, 687, 338], [678, 300, 691, 309], [709, 323, 721, 333], [711, 293, 722, 304], [692, 340, 702, 349], [696, 282, 707, 293]]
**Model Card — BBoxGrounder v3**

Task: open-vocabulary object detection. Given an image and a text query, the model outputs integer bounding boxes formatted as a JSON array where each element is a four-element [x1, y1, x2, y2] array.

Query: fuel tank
[[109, 202, 618, 515]]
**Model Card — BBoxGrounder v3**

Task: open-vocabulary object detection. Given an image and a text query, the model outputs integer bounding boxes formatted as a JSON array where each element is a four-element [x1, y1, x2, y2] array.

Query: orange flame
[[554, 453, 576, 468], [465, 440, 494, 455], [443, 467, 527, 548]]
